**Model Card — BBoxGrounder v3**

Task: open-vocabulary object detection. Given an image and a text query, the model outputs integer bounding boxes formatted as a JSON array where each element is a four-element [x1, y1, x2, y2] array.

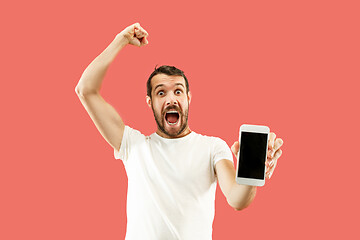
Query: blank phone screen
[[238, 132, 268, 179]]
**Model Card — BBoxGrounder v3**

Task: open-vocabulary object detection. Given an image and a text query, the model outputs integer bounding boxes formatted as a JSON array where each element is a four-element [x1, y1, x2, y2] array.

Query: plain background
[[1, 0, 359, 239]]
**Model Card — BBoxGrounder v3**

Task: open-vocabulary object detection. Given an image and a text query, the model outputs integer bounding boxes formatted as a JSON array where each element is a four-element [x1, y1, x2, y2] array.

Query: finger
[[265, 158, 274, 172], [137, 31, 148, 40], [268, 138, 283, 158], [266, 149, 282, 163], [265, 156, 273, 166], [141, 36, 149, 45], [138, 26, 148, 36], [140, 37, 149, 46], [273, 138, 284, 152], [266, 149, 282, 177], [267, 149, 273, 159], [265, 164, 272, 179], [269, 158, 278, 178], [131, 23, 141, 34], [268, 132, 276, 150], [265, 170, 271, 179], [133, 22, 141, 29], [135, 25, 148, 36], [231, 141, 239, 157], [135, 29, 146, 38], [272, 149, 283, 162], [266, 158, 278, 179], [265, 158, 271, 169], [131, 37, 141, 47]]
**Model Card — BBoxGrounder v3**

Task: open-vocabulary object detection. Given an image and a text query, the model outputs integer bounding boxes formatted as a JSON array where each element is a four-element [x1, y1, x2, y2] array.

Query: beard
[[152, 103, 189, 138]]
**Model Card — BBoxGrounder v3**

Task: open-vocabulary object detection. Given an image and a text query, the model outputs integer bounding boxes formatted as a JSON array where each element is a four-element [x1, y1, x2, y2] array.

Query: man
[[75, 23, 283, 240]]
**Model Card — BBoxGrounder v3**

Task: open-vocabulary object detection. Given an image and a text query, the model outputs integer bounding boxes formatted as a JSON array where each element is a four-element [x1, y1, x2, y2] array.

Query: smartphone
[[235, 124, 269, 186]]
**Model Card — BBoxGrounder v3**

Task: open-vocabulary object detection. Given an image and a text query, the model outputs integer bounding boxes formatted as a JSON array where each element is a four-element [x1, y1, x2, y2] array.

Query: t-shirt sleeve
[[212, 137, 234, 166], [114, 125, 145, 162]]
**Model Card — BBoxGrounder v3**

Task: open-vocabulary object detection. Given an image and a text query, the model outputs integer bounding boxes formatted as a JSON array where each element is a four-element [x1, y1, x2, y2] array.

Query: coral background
[[1, 0, 359, 239]]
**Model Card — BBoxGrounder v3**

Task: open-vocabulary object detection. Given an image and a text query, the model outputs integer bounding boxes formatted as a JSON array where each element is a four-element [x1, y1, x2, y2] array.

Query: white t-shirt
[[114, 125, 234, 240]]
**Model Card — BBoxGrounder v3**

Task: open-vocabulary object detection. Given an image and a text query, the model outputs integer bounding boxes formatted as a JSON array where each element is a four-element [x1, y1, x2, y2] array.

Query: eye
[[157, 90, 165, 96], [175, 89, 182, 95]]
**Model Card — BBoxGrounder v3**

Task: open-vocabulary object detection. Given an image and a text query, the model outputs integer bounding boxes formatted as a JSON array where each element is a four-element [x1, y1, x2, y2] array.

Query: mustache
[[162, 105, 182, 115]]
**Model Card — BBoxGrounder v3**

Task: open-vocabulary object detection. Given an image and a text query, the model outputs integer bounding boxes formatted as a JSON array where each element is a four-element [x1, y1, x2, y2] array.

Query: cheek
[[152, 100, 164, 112], [180, 98, 189, 107]]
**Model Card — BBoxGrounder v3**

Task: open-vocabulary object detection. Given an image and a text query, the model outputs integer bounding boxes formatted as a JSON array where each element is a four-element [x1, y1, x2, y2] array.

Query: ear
[[146, 95, 152, 108], [187, 91, 192, 104]]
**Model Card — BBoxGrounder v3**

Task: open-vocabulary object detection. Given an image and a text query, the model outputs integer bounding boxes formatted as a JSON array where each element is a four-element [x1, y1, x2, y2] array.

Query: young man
[[75, 23, 283, 240]]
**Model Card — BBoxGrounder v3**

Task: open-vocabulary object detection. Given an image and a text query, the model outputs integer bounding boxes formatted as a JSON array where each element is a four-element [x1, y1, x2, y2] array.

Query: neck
[[156, 126, 192, 139]]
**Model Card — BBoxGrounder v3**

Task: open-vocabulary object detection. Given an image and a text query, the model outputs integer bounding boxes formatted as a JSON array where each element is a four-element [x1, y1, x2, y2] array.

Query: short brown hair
[[147, 65, 189, 98]]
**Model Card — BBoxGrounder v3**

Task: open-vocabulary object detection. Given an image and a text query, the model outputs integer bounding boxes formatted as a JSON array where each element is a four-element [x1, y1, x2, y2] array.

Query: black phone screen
[[237, 131, 268, 179]]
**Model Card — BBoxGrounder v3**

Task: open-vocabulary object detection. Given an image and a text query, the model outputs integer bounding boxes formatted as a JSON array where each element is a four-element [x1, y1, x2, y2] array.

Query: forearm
[[227, 183, 257, 211], [75, 34, 128, 95]]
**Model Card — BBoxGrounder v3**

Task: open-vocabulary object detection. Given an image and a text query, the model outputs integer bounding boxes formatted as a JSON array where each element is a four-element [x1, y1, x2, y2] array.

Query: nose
[[165, 93, 178, 106]]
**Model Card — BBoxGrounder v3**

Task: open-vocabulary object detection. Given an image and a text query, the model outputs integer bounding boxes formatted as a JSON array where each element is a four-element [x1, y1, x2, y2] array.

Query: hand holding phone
[[265, 132, 284, 179]]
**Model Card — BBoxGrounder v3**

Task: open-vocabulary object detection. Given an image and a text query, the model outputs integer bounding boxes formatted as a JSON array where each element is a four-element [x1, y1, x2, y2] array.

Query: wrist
[[227, 183, 257, 210], [115, 33, 130, 46]]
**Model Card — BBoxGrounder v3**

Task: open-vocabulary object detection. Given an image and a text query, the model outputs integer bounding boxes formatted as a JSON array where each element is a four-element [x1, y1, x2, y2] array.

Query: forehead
[[151, 74, 186, 91]]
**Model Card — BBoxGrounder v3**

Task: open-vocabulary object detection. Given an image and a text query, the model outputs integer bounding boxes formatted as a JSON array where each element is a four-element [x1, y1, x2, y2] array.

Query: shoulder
[[124, 125, 142, 134], [191, 132, 228, 147], [123, 125, 148, 142], [192, 132, 233, 165]]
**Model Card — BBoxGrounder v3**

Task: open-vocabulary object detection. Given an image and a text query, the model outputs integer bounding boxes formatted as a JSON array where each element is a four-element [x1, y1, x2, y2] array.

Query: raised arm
[[75, 23, 149, 152]]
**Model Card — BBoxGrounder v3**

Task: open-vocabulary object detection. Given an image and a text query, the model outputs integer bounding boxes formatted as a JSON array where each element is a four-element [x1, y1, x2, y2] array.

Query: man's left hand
[[265, 133, 283, 179], [231, 132, 283, 180]]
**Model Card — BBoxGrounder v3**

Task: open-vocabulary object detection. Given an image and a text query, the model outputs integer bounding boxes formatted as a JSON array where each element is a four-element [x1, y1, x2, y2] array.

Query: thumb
[[131, 37, 141, 47], [231, 141, 239, 157], [141, 37, 149, 45]]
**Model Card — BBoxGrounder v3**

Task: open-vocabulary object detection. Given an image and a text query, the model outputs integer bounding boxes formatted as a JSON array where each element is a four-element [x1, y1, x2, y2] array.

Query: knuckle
[[274, 150, 282, 160]]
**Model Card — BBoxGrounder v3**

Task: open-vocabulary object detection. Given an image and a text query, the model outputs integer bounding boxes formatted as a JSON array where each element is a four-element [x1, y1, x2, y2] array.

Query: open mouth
[[165, 111, 180, 125]]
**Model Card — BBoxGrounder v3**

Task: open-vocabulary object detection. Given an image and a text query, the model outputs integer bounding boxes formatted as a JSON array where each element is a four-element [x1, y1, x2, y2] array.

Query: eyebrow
[[154, 83, 185, 92]]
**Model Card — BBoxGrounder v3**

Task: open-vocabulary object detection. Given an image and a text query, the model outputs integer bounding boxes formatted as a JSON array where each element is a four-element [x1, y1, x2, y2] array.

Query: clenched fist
[[118, 23, 149, 47]]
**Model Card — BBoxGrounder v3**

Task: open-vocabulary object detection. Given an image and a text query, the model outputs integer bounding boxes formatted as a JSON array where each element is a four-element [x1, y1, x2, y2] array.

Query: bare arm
[[75, 23, 149, 152], [215, 159, 257, 211]]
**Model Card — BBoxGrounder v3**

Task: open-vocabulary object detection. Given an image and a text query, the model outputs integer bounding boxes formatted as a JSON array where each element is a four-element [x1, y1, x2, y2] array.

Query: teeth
[[165, 111, 179, 125]]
